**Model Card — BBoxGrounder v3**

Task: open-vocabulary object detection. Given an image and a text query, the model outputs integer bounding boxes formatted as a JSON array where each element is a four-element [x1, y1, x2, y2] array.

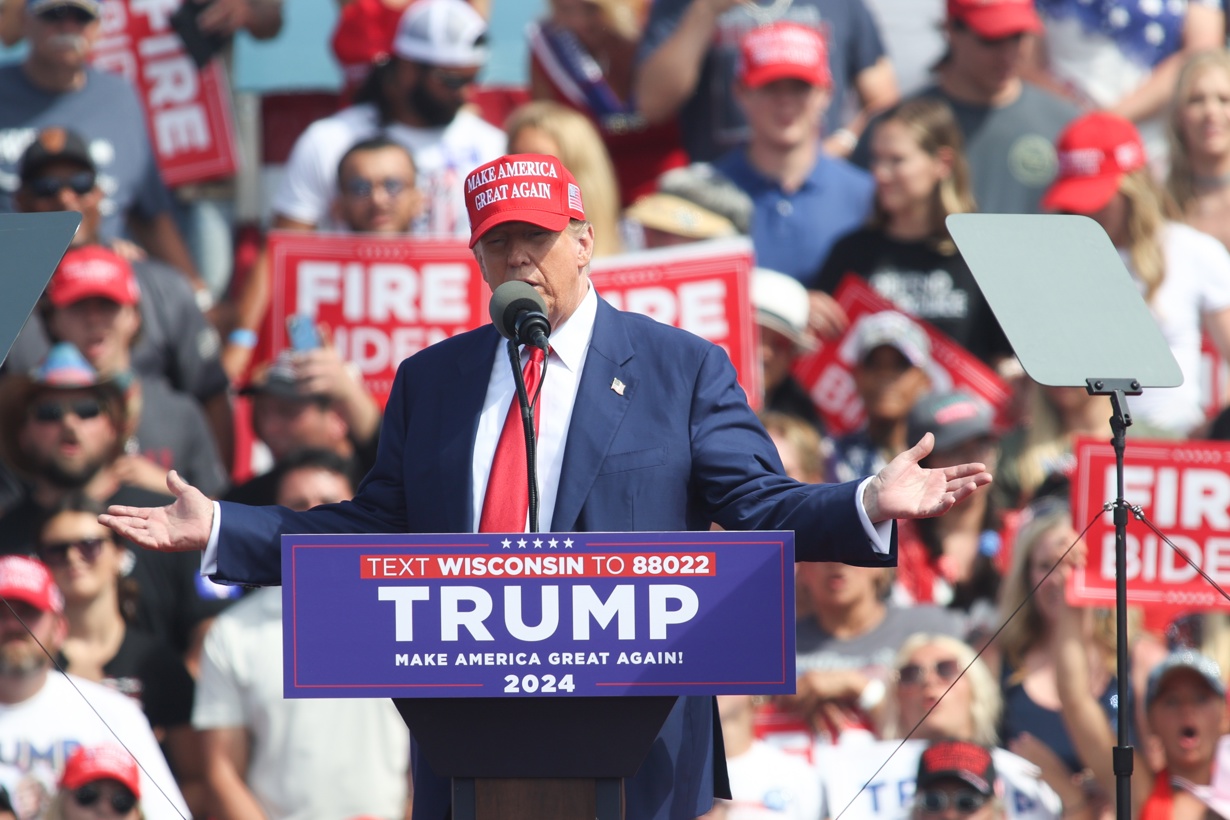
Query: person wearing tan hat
[[851, 0, 1079, 217], [0, 556, 187, 820], [1043, 110, 1230, 438], [104, 152, 995, 820]]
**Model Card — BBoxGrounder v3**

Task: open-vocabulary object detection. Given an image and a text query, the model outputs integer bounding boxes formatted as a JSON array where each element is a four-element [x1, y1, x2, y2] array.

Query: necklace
[[1193, 169, 1230, 191], [741, 0, 793, 25]]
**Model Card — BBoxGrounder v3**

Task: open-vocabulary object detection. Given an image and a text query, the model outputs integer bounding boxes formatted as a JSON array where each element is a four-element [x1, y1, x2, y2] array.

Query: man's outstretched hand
[[863, 433, 992, 523], [99, 470, 214, 552]]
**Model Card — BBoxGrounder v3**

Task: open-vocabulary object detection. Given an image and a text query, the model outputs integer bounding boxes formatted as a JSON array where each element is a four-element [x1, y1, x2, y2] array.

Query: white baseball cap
[[393, 0, 488, 67]]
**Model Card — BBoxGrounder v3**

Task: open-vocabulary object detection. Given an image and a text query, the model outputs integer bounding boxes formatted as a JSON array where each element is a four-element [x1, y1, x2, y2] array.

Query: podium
[[282, 530, 797, 820]]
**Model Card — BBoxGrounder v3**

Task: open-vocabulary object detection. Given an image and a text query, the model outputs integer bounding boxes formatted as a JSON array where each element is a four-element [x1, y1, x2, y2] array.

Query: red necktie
[[479, 346, 546, 532]]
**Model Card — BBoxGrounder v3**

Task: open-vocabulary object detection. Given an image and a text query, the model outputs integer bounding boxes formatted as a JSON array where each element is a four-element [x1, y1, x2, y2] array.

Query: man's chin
[[0, 648, 48, 677]]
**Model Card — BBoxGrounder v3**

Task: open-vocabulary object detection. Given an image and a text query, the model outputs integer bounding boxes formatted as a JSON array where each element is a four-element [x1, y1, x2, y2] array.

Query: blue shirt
[[714, 148, 874, 283]]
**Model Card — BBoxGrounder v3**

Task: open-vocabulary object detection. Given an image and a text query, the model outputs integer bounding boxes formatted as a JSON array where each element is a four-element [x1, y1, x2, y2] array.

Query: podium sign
[[282, 530, 795, 699]]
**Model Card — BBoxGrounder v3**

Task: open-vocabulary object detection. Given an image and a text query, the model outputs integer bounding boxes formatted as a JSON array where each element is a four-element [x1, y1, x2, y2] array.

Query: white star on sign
[[563, 538, 574, 548], [533, 538, 543, 549], [548, 538, 558, 548], [502, 539, 511, 549], [517, 538, 527, 549]]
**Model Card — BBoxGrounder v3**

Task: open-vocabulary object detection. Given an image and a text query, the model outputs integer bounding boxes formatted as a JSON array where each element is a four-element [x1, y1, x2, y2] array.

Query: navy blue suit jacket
[[214, 297, 895, 819]]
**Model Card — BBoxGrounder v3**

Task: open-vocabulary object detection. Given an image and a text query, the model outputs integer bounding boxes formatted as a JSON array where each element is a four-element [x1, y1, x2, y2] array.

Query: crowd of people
[[0, 0, 1230, 817]]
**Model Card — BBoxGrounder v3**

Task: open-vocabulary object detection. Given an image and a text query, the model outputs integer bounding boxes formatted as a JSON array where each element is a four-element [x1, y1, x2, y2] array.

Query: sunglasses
[[341, 177, 411, 199], [36, 6, 96, 24], [72, 783, 137, 815], [30, 398, 103, 423], [916, 789, 990, 814], [40, 536, 108, 567], [898, 658, 961, 686], [28, 171, 95, 198], [429, 67, 476, 90]]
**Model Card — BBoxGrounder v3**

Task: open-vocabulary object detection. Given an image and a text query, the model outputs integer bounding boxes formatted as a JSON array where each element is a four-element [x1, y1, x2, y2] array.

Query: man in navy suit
[[103, 153, 991, 820]]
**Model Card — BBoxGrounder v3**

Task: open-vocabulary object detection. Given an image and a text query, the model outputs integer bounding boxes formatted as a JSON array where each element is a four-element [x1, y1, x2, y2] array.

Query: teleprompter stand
[[948, 214, 1183, 820], [0, 213, 82, 366]]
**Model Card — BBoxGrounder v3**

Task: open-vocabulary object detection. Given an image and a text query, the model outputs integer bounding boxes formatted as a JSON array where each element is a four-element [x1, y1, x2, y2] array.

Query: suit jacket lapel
[[553, 298, 635, 531], [428, 327, 499, 533]]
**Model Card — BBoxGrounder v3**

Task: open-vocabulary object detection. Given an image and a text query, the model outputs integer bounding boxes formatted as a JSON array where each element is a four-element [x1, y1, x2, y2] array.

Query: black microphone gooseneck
[[490, 283, 552, 533]]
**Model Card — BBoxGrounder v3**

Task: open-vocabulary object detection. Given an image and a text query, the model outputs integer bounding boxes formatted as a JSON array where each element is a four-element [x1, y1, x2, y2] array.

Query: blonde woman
[[812, 98, 1010, 366], [1167, 50, 1230, 253], [505, 100, 624, 259], [885, 632, 1001, 746], [1044, 111, 1230, 438]]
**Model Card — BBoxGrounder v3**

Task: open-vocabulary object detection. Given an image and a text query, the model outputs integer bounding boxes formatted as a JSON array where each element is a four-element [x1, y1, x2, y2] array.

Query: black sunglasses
[[342, 177, 410, 198], [429, 67, 476, 90], [28, 171, 95, 198], [898, 658, 961, 686], [40, 536, 108, 567], [30, 398, 103, 423], [916, 789, 990, 814], [72, 783, 138, 815], [36, 5, 96, 24]]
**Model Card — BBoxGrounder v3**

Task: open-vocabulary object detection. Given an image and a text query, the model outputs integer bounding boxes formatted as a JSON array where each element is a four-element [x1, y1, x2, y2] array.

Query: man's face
[[912, 777, 998, 820], [252, 395, 347, 462], [946, 23, 1025, 101], [276, 466, 354, 512], [0, 600, 60, 679], [46, 297, 139, 374], [474, 222, 594, 330], [19, 388, 117, 488], [854, 345, 930, 424], [1148, 671, 1229, 774], [15, 159, 101, 246], [334, 147, 424, 234], [395, 60, 480, 127], [735, 78, 829, 151], [26, 4, 100, 71]]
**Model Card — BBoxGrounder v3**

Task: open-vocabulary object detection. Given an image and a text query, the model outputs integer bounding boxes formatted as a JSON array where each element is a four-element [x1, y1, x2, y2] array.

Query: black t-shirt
[[812, 228, 1012, 365], [0, 485, 236, 653]]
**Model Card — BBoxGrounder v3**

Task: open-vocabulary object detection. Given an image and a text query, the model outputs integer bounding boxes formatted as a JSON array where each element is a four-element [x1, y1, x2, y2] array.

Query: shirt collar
[[542, 280, 597, 372]]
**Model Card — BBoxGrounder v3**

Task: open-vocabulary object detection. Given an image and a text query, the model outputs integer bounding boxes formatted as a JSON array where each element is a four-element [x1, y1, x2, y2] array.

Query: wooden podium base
[[453, 777, 624, 820]]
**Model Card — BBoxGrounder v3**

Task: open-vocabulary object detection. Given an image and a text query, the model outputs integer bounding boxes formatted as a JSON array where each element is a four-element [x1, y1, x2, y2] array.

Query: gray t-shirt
[[852, 83, 1079, 215], [132, 376, 229, 499], [0, 65, 172, 240], [639, 0, 886, 162], [795, 604, 965, 676]]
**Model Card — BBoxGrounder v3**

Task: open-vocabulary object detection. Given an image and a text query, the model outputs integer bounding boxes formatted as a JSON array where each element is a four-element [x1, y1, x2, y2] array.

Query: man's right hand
[[99, 470, 214, 552]]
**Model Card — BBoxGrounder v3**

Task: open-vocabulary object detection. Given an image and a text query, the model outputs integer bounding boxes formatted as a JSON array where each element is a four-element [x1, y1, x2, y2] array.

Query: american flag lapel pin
[[611, 377, 625, 396]]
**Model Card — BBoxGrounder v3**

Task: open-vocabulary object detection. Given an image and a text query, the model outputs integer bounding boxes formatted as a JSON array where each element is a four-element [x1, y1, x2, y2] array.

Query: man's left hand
[[862, 433, 992, 523]]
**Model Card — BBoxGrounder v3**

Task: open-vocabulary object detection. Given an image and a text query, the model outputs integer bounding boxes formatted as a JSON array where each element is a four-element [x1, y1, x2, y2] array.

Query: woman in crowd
[[885, 632, 1001, 746], [37, 495, 203, 817], [42, 745, 142, 820], [1044, 111, 1230, 438], [527, 0, 686, 205], [812, 98, 1010, 366], [505, 100, 625, 258], [1022, 0, 1223, 167], [1167, 50, 1230, 252]]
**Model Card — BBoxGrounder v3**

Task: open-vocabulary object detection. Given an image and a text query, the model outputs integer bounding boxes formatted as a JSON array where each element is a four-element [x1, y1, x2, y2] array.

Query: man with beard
[[222, 0, 504, 378], [0, 0, 202, 289], [0, 554, 187, 820], [0, 344, 236, 663]]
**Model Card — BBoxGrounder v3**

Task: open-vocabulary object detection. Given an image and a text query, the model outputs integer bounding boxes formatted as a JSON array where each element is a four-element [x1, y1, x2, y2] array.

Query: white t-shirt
[[726, 741, 822, 819], [814, 739, 1062, 820], [193, 588, 410, 820], [271, 103, 507, 236], [0, 673, 188, 820], [1123, 222, 1230, 435]]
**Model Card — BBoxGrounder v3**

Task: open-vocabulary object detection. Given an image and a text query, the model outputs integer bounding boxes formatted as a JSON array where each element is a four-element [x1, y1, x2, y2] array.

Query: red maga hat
[[464, 154, 586, 248], [1042, 112, 1146, 215], [947, 0, 1042, 39], [47, 245, 140, 308], [738, 22, 831, 89]]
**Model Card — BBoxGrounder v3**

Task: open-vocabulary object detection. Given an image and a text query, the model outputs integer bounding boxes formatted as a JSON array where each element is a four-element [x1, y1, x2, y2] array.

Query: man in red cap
[[0, 555, 185, 820], [713, 21, 875, 284], [851, 0, 1078, 215], [103, 153, 994, 820]]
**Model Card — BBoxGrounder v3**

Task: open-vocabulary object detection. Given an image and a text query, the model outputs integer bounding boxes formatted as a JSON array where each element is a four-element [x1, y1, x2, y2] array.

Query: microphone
[[489, 281, 550, 351]]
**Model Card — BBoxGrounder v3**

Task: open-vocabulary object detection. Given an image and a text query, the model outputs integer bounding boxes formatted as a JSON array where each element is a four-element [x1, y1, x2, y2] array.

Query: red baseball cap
[[0, 555, 63, 614], [1042, 112, 1146, 215], [47, 245, 140, 308], [61, 744, 141, 798], [738, 22, 831, 89], [464, 154, 586, 248], [947, 0, 1041, 38]]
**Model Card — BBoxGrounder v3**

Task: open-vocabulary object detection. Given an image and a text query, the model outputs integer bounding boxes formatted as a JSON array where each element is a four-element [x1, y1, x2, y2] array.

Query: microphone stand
[[507, 338, 541, 533]]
